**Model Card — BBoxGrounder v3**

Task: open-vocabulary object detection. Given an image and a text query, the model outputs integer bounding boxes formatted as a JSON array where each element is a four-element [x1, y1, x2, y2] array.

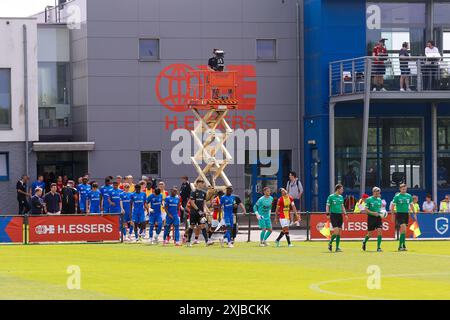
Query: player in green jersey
[[326, 184, 348, 252], [362, 187, 384, 252], [390, 184, 416, 251], [253, 187, 274, 247]]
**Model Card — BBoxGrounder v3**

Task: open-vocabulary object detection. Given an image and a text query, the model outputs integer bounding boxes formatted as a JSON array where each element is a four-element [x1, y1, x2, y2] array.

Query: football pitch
[[1, 241, 450, 300]]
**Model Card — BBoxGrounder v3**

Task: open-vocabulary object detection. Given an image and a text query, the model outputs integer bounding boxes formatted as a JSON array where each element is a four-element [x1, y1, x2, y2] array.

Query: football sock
[[377, 236, 382, 249], [260, 230, 266, 242], [149, 225, 154, 238], [187, 228, 193, 243], [201, 228, 209, 243], [285, 232, 291, 245], [399, 233, 405, 247], [363, 235, 370, 244], [329, 234, 337, 244], [225, 229, 231, 243], [163, 225, 170, 240], [174, 225, 180, 242], [264, 230, 272, 241], [336, 235, 341, 249], [276, 232, 285, 241]]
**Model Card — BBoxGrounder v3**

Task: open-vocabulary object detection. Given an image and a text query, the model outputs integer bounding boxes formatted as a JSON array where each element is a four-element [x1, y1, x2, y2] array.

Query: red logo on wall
[[156, 64, 257, 113]]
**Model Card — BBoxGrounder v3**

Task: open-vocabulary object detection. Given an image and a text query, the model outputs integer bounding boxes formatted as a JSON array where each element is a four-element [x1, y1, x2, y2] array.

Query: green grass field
[[1, 240, 450, 300]]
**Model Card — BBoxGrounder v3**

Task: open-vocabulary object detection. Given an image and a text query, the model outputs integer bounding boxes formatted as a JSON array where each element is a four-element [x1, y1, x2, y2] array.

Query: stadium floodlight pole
[[360, 57, 373, 197]]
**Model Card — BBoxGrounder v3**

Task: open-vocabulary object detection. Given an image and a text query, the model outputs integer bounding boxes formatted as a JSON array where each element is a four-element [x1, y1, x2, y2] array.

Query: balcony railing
[[330, 56, 450, 97]]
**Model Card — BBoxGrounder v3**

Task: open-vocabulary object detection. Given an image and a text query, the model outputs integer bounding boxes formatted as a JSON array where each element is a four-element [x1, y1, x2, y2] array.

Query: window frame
[[0, 68, 12, 130], [335, 116, 425, 190], [140, 151, 161, 177], [0, 152, 9, 181], [139, 38, 160, 61], [256, 39, 278, 62]]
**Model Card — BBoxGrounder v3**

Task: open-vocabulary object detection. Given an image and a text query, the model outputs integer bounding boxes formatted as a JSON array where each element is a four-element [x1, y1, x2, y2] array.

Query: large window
[[366, 2, 426, 56], [0, 153, 9, 181], [141, 151, 161, 176], [437, 118, 450, 189], [139, 39, 160, 61], [256, 39, 277, 61], [0, 69, 11, 128], [335, 117, 424, 190], [38, 62, 70, 129]]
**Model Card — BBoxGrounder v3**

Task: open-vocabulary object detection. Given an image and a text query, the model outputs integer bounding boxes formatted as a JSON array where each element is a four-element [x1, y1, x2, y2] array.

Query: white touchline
[[309, 272, 450, 300]]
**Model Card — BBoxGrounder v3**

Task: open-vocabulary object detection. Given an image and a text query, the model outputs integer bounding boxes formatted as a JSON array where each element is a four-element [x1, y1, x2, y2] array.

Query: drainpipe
[[432, 103, 437, 205], [296, 1, 305, 207], [23, 24, 29, 177]]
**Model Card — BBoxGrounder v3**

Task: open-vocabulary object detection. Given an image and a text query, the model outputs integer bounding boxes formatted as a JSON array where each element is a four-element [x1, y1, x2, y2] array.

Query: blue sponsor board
[[417, 214, 450, 239]]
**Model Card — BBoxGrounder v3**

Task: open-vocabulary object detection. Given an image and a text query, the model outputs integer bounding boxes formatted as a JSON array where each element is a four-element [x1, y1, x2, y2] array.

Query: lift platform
[[187, 70, 239, 191]]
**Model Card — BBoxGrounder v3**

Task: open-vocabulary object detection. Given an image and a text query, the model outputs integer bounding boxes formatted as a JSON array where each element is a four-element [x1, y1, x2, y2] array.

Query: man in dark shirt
[[30, 188, 44, 215], [186, 180, 212, 246], [208, 49, 225, 72], [61, 180, 78, 214], [44, 183, 62, 215], [179, 176, 191, 221], [16, 175, 31, 215]]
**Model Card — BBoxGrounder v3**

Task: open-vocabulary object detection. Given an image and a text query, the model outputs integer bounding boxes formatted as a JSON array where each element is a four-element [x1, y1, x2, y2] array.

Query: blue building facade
[[303, 0, 450, 211]]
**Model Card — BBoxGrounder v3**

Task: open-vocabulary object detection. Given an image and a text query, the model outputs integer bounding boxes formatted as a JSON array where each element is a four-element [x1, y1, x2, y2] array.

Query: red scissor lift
[[187, 70, 239, 191]]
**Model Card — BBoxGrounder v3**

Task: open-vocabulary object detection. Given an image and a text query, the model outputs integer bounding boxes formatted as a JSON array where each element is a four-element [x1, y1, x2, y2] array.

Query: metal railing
[[330, 55, 450, 97]]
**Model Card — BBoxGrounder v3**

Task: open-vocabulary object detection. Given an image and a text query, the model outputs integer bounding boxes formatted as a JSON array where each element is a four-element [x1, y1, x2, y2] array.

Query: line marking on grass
[[301, 242, 450, 259], [309, 272, 450, 300]]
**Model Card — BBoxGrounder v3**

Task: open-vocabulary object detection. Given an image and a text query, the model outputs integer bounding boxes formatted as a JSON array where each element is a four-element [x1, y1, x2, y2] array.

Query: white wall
[[0, 18, 38, 142]]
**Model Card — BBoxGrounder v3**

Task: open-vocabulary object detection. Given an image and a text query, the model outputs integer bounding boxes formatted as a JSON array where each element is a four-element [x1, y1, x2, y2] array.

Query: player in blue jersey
[[77, 177, 91, 213], [120, 183, 133, 241], [100, 177, 114, 213], [130, 184, 147, 242], [87, 183, 101, 214], [147, 188, 163, 244], [108, 181, 123, 214], [220, 186, 236, 248], [163, 187, 182, 246]]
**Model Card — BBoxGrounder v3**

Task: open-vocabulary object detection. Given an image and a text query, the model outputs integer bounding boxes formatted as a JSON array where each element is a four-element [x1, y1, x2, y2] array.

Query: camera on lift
[[210, 49, 225, 72]]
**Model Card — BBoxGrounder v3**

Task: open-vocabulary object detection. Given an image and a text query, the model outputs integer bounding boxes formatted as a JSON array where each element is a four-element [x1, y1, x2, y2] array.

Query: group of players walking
[[326, 183, 417, 253], [77, 173, 416, 251], [76, 174, 303, 248]]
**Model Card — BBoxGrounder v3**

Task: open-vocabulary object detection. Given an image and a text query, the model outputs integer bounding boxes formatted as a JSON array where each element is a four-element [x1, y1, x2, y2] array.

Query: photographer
[[208, 49, 225, 71]]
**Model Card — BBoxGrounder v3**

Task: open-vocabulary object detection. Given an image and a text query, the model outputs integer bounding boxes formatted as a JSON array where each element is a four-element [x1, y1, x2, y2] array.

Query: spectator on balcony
[[439, 194, 450, 213], [399, 42, 411, 92], [372, 38, 388, 92], [424, 40, 441, 90], [422, 194, 437, 213]]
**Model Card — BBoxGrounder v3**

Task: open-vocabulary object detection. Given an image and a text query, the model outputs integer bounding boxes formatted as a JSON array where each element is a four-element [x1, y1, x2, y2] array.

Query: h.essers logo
[[35, 224, 113, 235]]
